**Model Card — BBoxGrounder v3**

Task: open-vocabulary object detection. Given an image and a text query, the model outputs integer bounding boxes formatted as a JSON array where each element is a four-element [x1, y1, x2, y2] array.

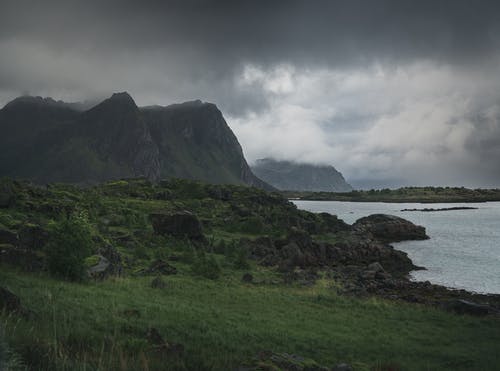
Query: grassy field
[[2, 266, 500, 370], [1, 178, 500, 370]]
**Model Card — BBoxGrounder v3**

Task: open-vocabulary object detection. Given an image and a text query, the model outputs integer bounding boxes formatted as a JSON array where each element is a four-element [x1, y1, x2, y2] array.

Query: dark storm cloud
[[1, 0, 500, 187], [3, 0, 500, 65]]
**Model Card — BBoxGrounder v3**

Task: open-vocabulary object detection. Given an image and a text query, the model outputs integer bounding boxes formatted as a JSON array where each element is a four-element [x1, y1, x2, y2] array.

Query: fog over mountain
[[2, 0, 500, 187]]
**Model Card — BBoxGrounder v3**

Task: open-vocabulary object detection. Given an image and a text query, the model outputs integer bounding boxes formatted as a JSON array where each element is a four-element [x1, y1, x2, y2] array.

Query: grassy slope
[[1, 178, 500, 370], [3, 268, 500, 371]]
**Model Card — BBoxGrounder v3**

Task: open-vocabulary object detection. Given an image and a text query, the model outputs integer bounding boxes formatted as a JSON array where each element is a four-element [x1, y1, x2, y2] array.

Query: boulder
[[318, 212, 351, 233], [353, 214, 429, 242], [0, 287, 30, 317], [87, 255, 110, 279], [443, 299, 497, 316], [142, 259, 177, 275], [242, 273, 254, 283], [87, 245, 122, 279], [18, 224, 49, 250], [0, 244, 44, 271], [0, 228, 18, 245], [150, 211, 205, 241], [367, 262, 384, 273], [98, 244, 122, 276]]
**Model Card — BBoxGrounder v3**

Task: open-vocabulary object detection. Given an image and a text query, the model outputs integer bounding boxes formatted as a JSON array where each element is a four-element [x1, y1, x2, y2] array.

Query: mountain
[[251, 158, 353, 192], [0, 93, 271, 189]]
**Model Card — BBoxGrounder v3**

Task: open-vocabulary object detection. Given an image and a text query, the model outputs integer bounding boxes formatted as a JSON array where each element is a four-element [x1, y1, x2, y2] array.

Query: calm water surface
[[293, 200, 500, 294]]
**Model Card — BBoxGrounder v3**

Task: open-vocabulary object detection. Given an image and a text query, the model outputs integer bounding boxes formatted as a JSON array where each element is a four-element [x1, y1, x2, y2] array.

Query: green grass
[[1, 178, 500, 370], [2, 267, 499, 371]]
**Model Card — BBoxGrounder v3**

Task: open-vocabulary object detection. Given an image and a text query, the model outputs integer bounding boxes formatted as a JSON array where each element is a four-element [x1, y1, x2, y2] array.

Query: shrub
[[45, 212, 94, 281], [233, 247, 250, 270], [191, 252, 221, 279], [240, 216, 264, 234]]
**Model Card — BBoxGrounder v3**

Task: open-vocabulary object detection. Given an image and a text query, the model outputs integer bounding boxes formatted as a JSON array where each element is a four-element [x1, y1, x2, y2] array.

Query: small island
[[284, 186, 500, 203], [401, 206, 479, 212]]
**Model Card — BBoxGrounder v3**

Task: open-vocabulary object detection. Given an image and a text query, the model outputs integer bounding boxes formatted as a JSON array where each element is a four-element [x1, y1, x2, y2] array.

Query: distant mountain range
[[0, 92, 270, 189], [251, 158, 352, 192]]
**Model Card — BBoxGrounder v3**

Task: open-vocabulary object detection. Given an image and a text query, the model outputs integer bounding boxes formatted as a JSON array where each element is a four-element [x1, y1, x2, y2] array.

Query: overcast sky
[[1, 0, 500, 188]]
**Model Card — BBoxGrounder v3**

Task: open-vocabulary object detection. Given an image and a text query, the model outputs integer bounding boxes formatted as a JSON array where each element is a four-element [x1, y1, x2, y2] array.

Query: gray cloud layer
[[1, 0, 500, 187]]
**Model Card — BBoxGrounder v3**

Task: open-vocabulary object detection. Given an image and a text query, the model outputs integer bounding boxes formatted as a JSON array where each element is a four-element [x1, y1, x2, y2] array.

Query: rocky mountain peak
[[86, 91, 138, 116]]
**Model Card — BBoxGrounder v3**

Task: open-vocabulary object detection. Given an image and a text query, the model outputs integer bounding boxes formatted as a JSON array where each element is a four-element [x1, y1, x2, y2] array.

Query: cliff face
[[251, 158, 352, 192], [0, 93, 270, 189], [142, 100, 271, 189]]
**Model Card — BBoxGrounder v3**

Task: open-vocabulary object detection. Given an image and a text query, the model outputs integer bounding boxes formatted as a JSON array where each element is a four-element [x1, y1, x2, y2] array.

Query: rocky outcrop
[[251, 158, 352, 192], [0, 287, 31, 317], [0, 228, 18, 245], [150, 211, 205, 242], [18, 224, 49, 250], [443, 299, 499, 316], [242, 227, 418, 276], [353, 214, 429, 242], [86, 244, 122, 279]]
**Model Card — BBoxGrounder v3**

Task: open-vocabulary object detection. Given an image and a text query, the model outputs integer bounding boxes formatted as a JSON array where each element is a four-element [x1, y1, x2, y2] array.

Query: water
[[293, 200, 500, 294]]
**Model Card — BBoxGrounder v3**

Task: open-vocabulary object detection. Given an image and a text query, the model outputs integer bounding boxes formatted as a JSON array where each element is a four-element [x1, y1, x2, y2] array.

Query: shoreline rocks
[[353, 214, 429, 242]]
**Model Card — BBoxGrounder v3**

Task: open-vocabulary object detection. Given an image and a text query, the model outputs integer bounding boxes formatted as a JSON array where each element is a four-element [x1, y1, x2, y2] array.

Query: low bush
[[45, 212, 94, 281], [191, 252, 221, 279]]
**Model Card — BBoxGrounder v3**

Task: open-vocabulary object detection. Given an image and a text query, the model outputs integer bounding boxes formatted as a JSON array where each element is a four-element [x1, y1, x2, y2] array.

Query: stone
[[87, 255, 111, 279], [0, 244, 44, 271], [367, 262, 384, 273], [443, 299, 497, 316], [97, 244, 122, 276], [318, 212, 351, 233], [143, 259, 178, 275], [241, 273, 253, 283], [353, 214, 429, 242], [150, 211, 205, 241], [0, 286, 30, 317], [18, 224, 49, 250], [0, 228, 18, 245]]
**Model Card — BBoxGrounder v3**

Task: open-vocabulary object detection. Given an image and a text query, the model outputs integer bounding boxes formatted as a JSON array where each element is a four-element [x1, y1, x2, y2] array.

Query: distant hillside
[[0, 93, 271, 189], [251, 158, 352, 192]]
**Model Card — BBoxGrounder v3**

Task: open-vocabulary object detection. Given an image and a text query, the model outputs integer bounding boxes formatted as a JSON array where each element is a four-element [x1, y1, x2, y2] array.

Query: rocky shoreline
[[241, 213, 500, 316]]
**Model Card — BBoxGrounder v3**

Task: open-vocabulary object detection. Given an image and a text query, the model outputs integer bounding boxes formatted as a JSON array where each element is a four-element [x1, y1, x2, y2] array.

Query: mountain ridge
[[0, 92, 271, 189], [251, 158, 352, 192]]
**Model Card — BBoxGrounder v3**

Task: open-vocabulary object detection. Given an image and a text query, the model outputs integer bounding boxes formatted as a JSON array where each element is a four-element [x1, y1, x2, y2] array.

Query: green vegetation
[[1, 177, 499, 370], [284, 186, 500, 203], [2, 268, 500, 370], [46, 212, 94, 281]]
